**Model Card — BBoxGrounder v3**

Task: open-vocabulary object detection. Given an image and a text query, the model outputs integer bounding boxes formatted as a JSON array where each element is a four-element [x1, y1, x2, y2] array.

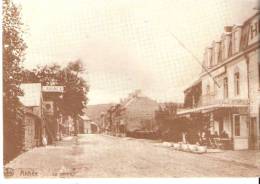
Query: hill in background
[[85, 104, 113, 122]]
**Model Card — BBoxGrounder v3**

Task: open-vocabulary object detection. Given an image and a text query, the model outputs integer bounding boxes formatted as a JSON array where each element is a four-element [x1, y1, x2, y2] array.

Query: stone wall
[[22, 115, 37, 151]]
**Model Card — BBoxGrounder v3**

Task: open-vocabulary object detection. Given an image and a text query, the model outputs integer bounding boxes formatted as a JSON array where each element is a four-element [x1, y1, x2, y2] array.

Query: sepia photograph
[[2, 0, 260, 181]]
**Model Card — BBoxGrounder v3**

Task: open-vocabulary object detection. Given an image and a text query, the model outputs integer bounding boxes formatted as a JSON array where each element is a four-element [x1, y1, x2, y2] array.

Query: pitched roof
[[19, 83, 42, 107], [122, 96, 158, 109]]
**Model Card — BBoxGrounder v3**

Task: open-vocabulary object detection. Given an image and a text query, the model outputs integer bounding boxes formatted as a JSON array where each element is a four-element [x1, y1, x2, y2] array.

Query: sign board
[[42, 101, 54, 115], [42, 86, 64, 93], [247, 15, 260, 46], [241, 14, 260, 49]]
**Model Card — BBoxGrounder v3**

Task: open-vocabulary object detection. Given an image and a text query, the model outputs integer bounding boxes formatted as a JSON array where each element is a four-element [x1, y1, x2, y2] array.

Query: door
[[219, 118, 224, 135], [249, 117, 257, 149], [233, 114, 249, 150]]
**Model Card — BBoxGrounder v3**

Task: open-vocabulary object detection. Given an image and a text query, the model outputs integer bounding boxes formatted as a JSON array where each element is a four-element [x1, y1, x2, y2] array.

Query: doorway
[[233, 114, 248, 150], [249, 117, 257, 150]]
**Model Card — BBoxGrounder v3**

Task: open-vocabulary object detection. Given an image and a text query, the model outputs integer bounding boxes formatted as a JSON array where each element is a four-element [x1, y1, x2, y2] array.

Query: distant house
[[85, 104, 114, 130], [78, 115, 98, 134], [18, 83, 43, 151], [120, 90, 159, 133]]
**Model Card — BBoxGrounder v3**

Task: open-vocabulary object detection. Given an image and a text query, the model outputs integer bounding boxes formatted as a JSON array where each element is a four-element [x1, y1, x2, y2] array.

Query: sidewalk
[[205, 150, 260, 168], [154, 141, 260, 169]]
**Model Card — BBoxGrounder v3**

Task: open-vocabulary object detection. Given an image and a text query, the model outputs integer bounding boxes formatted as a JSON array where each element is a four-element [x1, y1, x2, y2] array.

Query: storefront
[[177, 104, 250, 150]]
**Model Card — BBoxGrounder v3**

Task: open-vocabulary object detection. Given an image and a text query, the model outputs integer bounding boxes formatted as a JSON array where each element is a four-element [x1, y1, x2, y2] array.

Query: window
[[219, 120, 224, 134], [234, 72, 240, 96], [209, 56, 213, 67], [206, 84, 210, 95], [228, 40, 232, 57], [234, 115, 240, 136], [218, 47, 222, 63], [224, 77, 228, 98], [215, 44, 220, 64], [209, 50, 213, 67], [212, 45, 215, 66], [233, 31, 240, 54], [221, 40, 225, 60]]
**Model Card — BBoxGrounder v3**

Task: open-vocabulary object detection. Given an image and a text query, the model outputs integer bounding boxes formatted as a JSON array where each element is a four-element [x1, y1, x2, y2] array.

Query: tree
[[21, 60, 89, 135], [3, 0, 27, 163], [61, 60, 89, 135], [155, 103, 182, 141], [21, 60, 89, 118], [111, 104, 125, 135]]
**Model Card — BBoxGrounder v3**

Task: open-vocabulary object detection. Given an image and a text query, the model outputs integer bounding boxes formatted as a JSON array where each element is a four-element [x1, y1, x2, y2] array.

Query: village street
[[5, 134, 260, 178]]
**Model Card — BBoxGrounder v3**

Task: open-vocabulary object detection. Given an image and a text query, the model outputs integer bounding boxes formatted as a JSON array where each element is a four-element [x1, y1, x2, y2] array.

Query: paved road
[[5, 134, 260, 177]]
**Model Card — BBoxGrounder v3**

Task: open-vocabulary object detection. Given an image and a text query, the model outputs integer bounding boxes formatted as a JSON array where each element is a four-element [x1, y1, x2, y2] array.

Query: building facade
[[100, 90, 159, 136], [178, 11, 260, 150], [18, 83, 43, 151], [78, 115, 98, 134], [120, 90, 159, 133]]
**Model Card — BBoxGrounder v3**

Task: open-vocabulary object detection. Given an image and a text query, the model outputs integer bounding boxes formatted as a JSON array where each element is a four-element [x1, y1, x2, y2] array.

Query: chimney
[[224, 26, 233, 33]]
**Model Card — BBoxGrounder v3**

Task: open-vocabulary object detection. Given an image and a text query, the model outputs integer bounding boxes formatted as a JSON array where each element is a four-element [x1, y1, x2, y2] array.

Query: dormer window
[[214, 41, 221, 65], [225, 33, 231, 59], [232, 26, 242, 54], [220, 33, 232, 60], [228, 40, 232, 57], [233, 31, 239, 53], [218, 45, 222, 63], [203, 48, 213, 69], [221, 38, 226, 61], [207, 47, 213, 68], [203, 51, 208, 70]]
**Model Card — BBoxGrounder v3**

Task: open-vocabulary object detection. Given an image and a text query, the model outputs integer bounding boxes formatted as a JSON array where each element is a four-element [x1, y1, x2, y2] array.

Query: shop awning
[[177, 103, 248, 115]]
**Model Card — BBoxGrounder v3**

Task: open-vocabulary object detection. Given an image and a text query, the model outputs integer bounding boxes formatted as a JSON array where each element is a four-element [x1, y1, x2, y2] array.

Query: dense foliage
[[3, 0, 27, 163], [22, 60, 89, 118]]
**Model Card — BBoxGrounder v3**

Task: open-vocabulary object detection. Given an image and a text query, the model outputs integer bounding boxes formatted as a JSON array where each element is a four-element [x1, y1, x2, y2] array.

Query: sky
[[15, 0, 258, 105]]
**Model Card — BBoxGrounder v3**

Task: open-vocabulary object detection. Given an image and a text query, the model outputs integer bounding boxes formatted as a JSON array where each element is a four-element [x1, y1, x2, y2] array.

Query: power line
[[168, 31, 221, 88]]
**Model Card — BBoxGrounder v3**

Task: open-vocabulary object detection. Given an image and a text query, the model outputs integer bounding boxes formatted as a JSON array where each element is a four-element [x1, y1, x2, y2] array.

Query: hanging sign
[[42, 101, 54, 115]]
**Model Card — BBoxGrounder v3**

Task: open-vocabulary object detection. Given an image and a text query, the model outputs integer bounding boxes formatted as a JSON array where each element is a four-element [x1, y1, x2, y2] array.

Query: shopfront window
[[234, 115, 240, 136]]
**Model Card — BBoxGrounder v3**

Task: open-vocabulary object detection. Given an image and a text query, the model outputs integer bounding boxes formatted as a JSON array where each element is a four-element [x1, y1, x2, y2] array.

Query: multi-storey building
[[177, 11, 260, 150]]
